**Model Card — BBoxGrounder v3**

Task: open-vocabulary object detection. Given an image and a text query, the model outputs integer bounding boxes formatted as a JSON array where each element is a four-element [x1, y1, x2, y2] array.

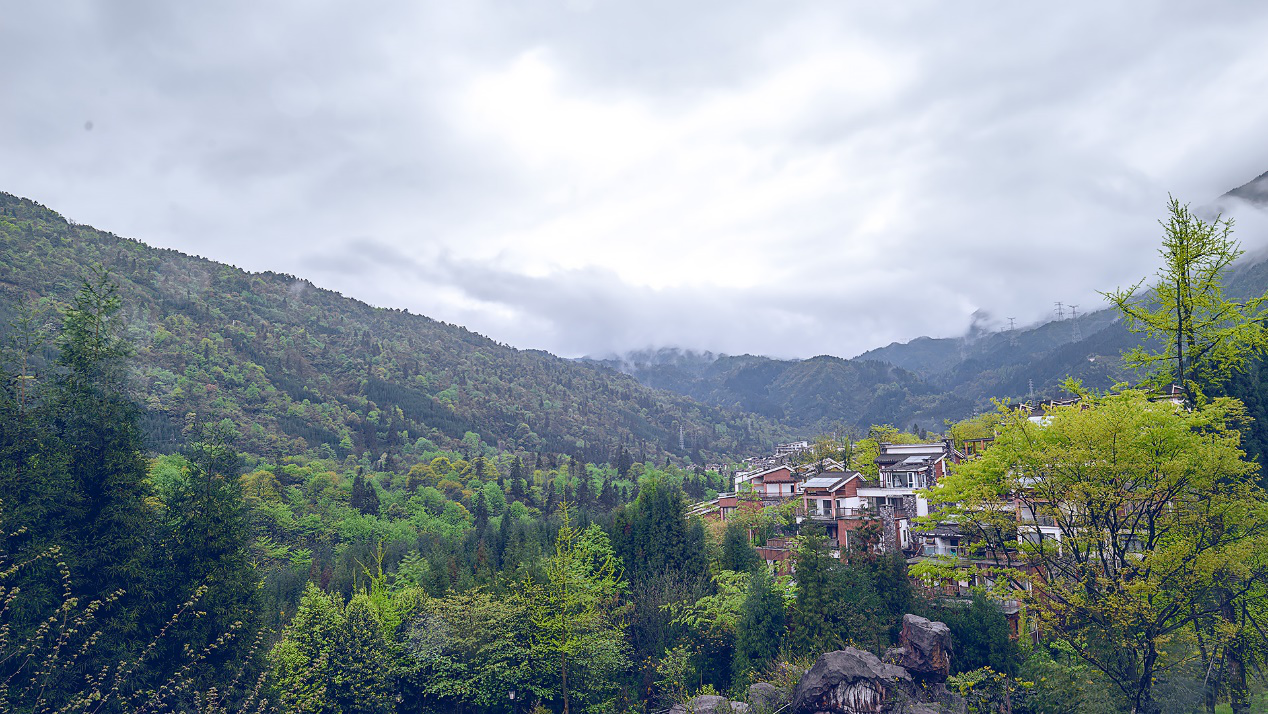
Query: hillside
[[0, 192, 783, 466], [585, 349, 962, 433]]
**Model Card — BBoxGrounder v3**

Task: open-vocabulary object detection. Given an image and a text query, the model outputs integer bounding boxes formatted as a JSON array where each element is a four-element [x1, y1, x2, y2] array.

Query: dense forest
[[0, 192, 784, 469]]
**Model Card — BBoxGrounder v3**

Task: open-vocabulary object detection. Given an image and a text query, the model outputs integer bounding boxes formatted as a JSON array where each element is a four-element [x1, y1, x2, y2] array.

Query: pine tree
[[331, 595, 394, 713], [153, 426, 261, 689], [473, 489, 489, 534], [600, 478, 616, 510], [351, 472, 367, 512], [789, 525, 834, 656], [48, 267, 156, 655], [733, 569, 785, 682], [720, 522, 761, 573]]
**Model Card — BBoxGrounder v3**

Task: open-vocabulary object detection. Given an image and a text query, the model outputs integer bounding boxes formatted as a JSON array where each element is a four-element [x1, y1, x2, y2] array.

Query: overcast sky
[[4, 2, 1268, 359]]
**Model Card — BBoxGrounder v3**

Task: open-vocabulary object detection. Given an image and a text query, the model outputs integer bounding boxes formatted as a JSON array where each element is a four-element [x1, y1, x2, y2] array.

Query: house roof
[[801, 470, 863, 492], [734, 465, 793, 484]]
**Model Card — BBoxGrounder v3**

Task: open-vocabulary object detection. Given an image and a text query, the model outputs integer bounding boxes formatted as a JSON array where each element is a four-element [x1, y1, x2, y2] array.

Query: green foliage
[[1106, 197, 1268, 405], [788, 525, 907, 658], [732, 569, 786, 683], [719, 521, 761, 573], [933, 591, 1020, 676], [523, 508, 631, 713], [926, 390, 1268, 713]]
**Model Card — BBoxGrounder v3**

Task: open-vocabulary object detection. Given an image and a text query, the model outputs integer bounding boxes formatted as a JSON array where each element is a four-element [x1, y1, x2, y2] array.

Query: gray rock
[[789, 647, 916, 713], [730, 703, 751, 714], [747, 682, 788, 712], [668, 694, 731, 714], [885, 614, 953, 683]]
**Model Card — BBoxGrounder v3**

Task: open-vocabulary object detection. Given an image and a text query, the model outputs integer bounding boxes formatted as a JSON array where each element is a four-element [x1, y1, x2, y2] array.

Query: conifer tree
[[48, 267, 155, 654], [732, 569, 785, 681], [473, 489, 489, 535], [720, 521, 761, 573]]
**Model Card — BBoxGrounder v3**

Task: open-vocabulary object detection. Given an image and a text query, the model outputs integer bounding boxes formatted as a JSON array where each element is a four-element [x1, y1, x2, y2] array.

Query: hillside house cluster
[[693, 439, 967, 572]]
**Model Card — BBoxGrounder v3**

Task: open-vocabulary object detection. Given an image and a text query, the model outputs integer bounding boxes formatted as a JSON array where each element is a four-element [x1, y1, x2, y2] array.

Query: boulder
[[747, 682, 789, 712], [884, 614, 953, 683], [730, 703, 751, 713], [668, 694, 730, 714], [789, 647, 916, 713]]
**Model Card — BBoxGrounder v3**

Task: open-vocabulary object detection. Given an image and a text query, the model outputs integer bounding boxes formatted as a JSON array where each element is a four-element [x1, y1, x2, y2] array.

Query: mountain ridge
[[0, 191, 784, 466]]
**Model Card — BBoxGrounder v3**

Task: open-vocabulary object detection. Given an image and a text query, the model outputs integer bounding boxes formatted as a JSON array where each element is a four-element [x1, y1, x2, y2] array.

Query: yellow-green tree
[[1105, 198, 1268, 406], [919, 389, 1268, 714], [525, 507, 630, 714]]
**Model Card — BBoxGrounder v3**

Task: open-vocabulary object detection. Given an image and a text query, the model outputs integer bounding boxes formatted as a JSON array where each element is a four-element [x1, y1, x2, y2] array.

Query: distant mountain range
[[584, 170, 1268, 434]]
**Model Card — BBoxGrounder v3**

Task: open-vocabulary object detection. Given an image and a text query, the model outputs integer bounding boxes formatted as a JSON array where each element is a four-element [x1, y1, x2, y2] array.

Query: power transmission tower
[[1054, 301, 1065, 321], [1028, 378, 1035, 400], [1070, 304, 1081, 341], [1007, 317, 1019, 347]]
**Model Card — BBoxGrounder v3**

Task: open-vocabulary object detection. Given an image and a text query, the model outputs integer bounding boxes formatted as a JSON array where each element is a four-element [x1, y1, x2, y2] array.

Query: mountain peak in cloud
[[1226, 169, 1268, 207]]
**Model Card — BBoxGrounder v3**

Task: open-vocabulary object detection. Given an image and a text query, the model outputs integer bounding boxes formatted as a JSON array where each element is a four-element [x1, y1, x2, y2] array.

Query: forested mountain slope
[[0, 192, 782, 465], [585, 349, 951, 434]]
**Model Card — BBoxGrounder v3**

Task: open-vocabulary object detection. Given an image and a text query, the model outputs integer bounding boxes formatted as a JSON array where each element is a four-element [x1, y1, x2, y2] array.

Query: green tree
[[732, 569, 785, 682], [269, 586, 396, 714], [525, 507, 630, 714], [402, 589, 531, 711], [719, 521, 761, 573], [1106, 197, 1268, 406], [332, 594, 394, 713], [150, 427, 260, 691], [919, 389, 1268, 714], [937, 591, 1019, 676], [44, 267, 158, 670], [270, 583, 345, 713]]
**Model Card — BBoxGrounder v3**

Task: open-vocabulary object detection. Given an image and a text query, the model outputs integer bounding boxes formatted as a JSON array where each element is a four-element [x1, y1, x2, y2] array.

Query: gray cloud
[[4, 1, 1268, 358]]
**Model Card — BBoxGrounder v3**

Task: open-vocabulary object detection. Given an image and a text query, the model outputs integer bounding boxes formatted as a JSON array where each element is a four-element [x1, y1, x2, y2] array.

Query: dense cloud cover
[[3, 1, 1268, 358]]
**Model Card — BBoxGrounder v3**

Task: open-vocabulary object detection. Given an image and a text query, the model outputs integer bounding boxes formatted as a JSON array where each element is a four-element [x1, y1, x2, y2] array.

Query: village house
[[857, 440, 963, 554], [733, 464, 797, 501], [797, 470, 869, 552]]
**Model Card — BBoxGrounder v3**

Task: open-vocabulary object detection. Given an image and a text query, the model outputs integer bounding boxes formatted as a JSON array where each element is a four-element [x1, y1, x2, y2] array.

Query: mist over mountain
[[591, 170, 1268, 436]]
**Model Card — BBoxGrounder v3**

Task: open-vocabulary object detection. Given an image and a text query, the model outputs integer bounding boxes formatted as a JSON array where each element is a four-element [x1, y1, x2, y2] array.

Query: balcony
[[795, 507, 877, 521], [921, 545, 961, 557]]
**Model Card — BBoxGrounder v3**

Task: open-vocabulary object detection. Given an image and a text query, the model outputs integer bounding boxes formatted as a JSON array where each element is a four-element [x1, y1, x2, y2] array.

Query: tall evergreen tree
[[152, 425, 261, 689], [733, 569, 785, 682], [473, 489, 490, 535], [48, 267, 156, 650], [720, 522, 761, 573]]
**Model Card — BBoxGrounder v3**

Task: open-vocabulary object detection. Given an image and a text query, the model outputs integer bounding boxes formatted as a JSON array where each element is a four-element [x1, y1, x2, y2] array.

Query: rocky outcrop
[[789, 648, 917, 713], [787, 615, 958, 713], [668, 694, 750, 714], [747, 682, 789, 712], [883, 614, 953, 684]]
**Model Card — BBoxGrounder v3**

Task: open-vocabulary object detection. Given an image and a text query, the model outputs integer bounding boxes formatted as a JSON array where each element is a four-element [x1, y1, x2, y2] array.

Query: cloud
[[4, 1, 1268, 358]]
